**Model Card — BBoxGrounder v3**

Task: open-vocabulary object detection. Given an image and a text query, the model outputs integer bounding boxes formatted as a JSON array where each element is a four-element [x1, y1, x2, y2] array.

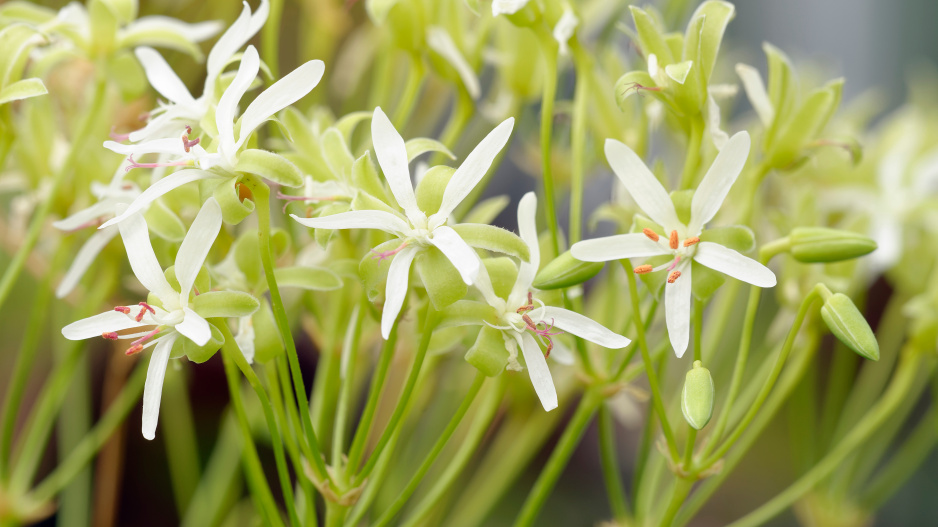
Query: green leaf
[[821, 293, 879, 361], [534, 251, 604, 290], [465, 325, 509, 377], [274, 266, 343, 291], [236, 149, 303, 188], [415, 246, 467, 310], [0, 78, 46, 105], [193, 291, 260, 319], [451, 223, 530, 262], [406, 138, 455, 163]]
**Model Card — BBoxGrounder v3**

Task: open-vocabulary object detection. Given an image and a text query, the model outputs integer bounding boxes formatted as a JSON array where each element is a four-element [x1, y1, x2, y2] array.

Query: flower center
[[632, 228, 701, 282]]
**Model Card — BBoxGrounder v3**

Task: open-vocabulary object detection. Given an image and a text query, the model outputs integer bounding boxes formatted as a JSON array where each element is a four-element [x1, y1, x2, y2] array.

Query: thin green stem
[[513, 389, 603, 527], [568, 39, 590, 245], [678, 118, 703, 190], [659, 478, 694, 527], [332, 301, 365, 470], [536, 29, 561, 257], [261, 0, 283, 80], [392, 54, 425, 128], [181, 413, 244, 527], [346, 324, 399, 475], [373, 373, 486, 527], [598, 405, 630, 522], [161, 368, 201, 515]]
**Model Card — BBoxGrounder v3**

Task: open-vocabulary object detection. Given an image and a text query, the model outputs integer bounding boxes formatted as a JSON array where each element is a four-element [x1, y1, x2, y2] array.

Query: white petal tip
[[142, 429, 155, 440]]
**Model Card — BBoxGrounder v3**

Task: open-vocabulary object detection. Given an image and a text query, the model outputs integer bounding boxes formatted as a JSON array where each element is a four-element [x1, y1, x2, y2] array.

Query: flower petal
[[56, 226, 118, 298], [176, 307, 211, 346], [381, 246, 418, 339], [436, 117, 514, 220], [53, 200, 117, 231], [519, 332, 558, 411], [571, 233, 669, 262], [134, 47, 196, 106], [103, 137, 189, 157], [371, 107, 421, 223], [290, 209, 408, 236], [216, 45, 260, 158], [117, 208, 177, 301], [175, 198, 222, 300], [510, 192, 539, 303], [693, 241, 776, 287], [538, 306, 631, 349], [236, 59, 325, 150], [689, 132, 750, 233], [142, 333, 177, 440], [665, 263, 692, 358], [426, 26, 480, 99], [735, 63, 774, 127], [430, 225, 480, 285], [62, 310, 147, 340], [206, 0, 269, 89], [100, 170, 219, 229], [604, 139, 682, 230]]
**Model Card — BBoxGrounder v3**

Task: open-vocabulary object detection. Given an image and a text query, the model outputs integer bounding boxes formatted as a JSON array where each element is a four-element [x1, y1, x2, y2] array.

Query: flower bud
[[465, 326, 509, 377], [533, 250, 604, 290], [820, 293, 880, 361], [789, 227, 877, 263], [681, 360, 714, 430]]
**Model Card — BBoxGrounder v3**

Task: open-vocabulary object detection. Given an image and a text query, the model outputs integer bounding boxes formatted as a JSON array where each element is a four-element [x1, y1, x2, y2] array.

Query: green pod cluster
[[681, 360, 714, 430], [820, 293, 880, 361], [789, 227, 877, 263]]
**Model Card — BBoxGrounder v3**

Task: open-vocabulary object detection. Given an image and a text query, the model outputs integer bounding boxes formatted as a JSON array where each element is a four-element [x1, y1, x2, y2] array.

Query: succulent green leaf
[[821, 293, 880, 361], [451, 223, 530, 262], [681, 360, 714, 429], [465, 325, 509, 377], [193, 291, 260, 319], [236, 149, 304, 188], [534, 251, 604, 290]]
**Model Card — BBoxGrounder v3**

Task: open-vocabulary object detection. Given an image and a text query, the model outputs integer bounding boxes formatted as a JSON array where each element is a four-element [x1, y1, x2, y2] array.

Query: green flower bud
[[681, 360, 714, 430], [820, 293, 880, 361], [465, 325, 509, 377], [789, 227, 877, 263], [236, 149, 304, 188], [192, 291, 260, 319], [533, 250, 604, 290]]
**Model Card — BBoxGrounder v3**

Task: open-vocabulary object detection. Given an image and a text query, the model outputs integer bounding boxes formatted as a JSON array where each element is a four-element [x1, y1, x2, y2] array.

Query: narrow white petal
[[176, 307, 211, 346], [538, 307, 631, 349], [142, 333, 177, 440], [426, 27, 480, 99], [371, 107, 421, 222], [735, 63, 774, 127], [604, 139, 682, 230], [519, 333, 558, 412], [430, 225, 479, 285], [236, 59, 325, 150], [103, 137, 189, 157], [206, 0, 267, 87], [53, 200, 116, 231], [381, 246, 417, 339], [471, 258, 503, 309], [492, 0, 530, 16], [134, 47, 196, 106], [437, 117, 514, 219], [56, 227, 118, 298], [571, 234, 669, 262], [117, 209, 177, 301], [216, 45, 260, 157], [665, 264, 692, 358], [869, 218, 901, 272], [706, 93, 729, 151], [689, 132, 750, 233], [290, 210, 408, 236], [175, 198, 222, 299], [693, 241, 776, 287], [510, 192, 539, 302], [62, 310, 147, 340], [100, 170, 219, 229]]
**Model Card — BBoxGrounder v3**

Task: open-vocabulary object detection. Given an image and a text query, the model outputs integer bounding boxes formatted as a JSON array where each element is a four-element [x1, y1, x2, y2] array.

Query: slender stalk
[[373, 373, 486, 527], [346, 324, 399, 476], [261, 0, 283, 80], [332, 302, 364, 468], [860, 406, 938, 509], [181, 413, 244, 527], [598, 405, 630, 522], [161, 367, 201, 515], [392, 53, 425, 129], [513, 389, 603, 527], [243, 176, 330, 484], [568, 39, 590, 245], [535, 31, 561, 257], [678, 118, 703, 190], [659, 478, 694, 527]]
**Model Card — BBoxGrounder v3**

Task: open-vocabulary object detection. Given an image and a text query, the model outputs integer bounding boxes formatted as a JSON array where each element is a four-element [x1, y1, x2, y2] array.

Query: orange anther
[[642, 228, 660, 242], [125, 344, 144, 356], [683, 236, 700, 247], [669, 230, 679, 250], [102, 332, 119, 340], [667, 271, 682, 283], [634, 265, 653, 274]]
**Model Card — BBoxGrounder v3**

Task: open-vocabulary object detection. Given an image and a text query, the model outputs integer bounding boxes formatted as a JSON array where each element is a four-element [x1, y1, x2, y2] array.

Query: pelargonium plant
[[0, 0, 936, 526]]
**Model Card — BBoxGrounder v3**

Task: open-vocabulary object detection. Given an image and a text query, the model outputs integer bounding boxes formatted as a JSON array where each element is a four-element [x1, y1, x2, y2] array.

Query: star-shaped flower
[[291, 106, 514, 339], [62, 198, 223, 439], [571, 132, 776, 357]]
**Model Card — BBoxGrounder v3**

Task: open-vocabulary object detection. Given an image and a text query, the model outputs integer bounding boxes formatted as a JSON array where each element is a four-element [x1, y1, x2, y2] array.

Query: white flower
[[62, 198, 223, 440], [492, 0, 529, 16], [127, 0, 270, 142], [291, 106, 514, 339], [571, 132, 776, 357], [471, 193, 631, 411], [426, 26, 481, 99], [552, 8, 579, 57], [100, 45, 324, 228]]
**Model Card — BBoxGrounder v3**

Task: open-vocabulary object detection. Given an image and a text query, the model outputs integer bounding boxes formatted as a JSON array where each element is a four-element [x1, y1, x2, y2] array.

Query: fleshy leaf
[[193, 291, 260, 319], [451, 223, 530, 262], [236, 149, 304, 187]]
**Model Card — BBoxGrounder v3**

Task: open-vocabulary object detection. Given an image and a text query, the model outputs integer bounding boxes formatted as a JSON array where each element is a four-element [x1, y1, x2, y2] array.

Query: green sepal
[[415, 166, 455, 215], [451, 223, 529, 262], [88, 0, 118, 56], [279, 107, 316, 150], [107, 52, 147, 99], [313, 201, 351, 247], [144, 199, 187, 242], [630, 213, 663, 235], [164, 264, 212, 298], [683, 1, 735, 83], [615, 70, 660, 109], [681, 360, 714, 429], [439, 300, 497, 329], [699, 225, 755, 253], [763, 42, 795, 147], [0, 2, 57, 25], [193, 291, 260, 319], [638, 254, 671, 297], [691, 260, 725, 300], [406, 138, 455, 163], [253, 299, 284, 363], [465, 325, 509, 377], [366, 0, 401, 24], [352, 156, 393, 208], [360, 239, 398, 302], [463, 195, 510, 225], [274, 266, 343, 291], [789, 227, 877, 263], [534, 251, 604, 290], [213, 176, 255, 225], [183, 323, 225, 363], [768, 79, 844, 169], [820, 293, 880, 361], [629, 6, 674, 64], [671, 189, 694, 226], [321, 127, 354, 178], [233, 231, 263, 287], [0, 78, 46, 105], [236, 149, 303, 188], [415, 246, 467, 309], [118, 23, 207, 61], [483, 257, 519, 300], [0, 24, 42, 90]]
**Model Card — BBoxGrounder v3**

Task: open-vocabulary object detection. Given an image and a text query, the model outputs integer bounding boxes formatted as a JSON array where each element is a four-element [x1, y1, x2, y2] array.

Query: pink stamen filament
[[125, 154, 193, 172], [130, 327, 161, 347], [135, 302, 156, 322], [109, 127, 131, 142], [371, 242, 408, 262]]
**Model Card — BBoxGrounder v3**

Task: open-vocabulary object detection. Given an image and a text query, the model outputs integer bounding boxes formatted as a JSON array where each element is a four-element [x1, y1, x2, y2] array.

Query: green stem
[[678, 118, 703, 190], [659, 478, 694, 527], [513, 390, 603, 527], [373, 373, 486, 527], [29, 360, 146, 504], [598, 405, 630, 522], [392, 53, 425, 129], [0, 75, 107, 312], [244, 176, 330, 485], [161, 367, 201, 514], [217, 321, 300, 527], [726, 352, 928, 527], [181, 413, 244, 527], [621, 260, 680, 461], [332, 301, 365, 470], [536, 29, 561, 256], [352, 306, 438, 486], [346, 324, 399, 476], [568, 39, 590, 245], [261, 0, 283, 80]]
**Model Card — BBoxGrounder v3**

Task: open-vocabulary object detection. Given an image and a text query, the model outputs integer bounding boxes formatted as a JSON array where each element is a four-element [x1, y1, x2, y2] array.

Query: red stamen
[[125, 344, 144, 356], [130, 327, 160, 347], [370, 242, 408, 262], [102, 331, 119, 340], [135, 302, 155, 322], [642, 228, 660, 242], [620, 82, 663, 99]]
